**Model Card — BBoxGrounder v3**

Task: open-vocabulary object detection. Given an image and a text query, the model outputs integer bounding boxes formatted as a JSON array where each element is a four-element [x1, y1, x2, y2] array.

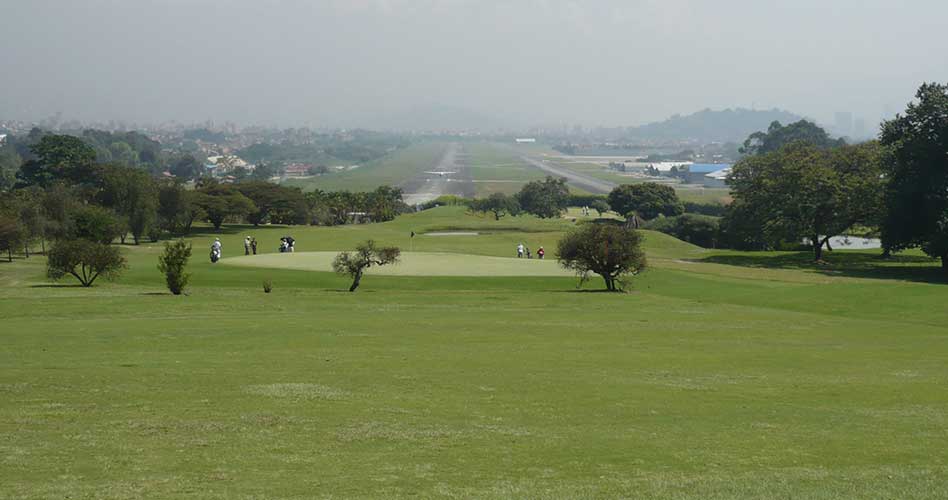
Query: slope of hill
[[630, 108, 804, 143]]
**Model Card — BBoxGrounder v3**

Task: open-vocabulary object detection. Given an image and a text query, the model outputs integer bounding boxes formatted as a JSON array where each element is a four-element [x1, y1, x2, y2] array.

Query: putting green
[[222, 251, 575, 276]]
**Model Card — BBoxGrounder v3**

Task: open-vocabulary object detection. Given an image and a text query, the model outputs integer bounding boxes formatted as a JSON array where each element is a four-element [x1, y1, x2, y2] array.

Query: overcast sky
[[2, 0, 946, 130]]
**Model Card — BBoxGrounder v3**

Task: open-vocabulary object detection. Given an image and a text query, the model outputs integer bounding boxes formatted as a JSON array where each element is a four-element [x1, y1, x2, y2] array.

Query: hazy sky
[[2, 0, 946, 130]]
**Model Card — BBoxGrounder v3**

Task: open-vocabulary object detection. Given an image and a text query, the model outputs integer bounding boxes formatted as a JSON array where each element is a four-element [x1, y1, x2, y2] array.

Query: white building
[[515, 138, 537, 143]]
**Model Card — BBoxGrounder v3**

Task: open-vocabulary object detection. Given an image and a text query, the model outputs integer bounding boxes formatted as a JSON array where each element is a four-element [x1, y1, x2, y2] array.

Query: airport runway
[[401, 143, 474, 205], [520, 156, 617, 194]]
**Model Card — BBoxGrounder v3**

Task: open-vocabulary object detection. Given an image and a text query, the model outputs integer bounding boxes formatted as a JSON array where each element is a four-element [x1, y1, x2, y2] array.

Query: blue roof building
[[686, 163, 732, 184]]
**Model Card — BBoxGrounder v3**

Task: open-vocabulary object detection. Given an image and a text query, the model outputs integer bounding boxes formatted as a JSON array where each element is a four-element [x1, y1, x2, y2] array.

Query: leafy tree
[[16, 135, 97, 187], [236, 182, 307, 225], [195, 186, 257, 229], [607, 183, 683, 220], [39, 183, 83, 241], [157, 239, 192, 295], [0, 187, 49, 255], [727, 141, 884, 260], [470, 192, 521, 220], [364, 186, 404, 222], [70, 205, 125, 244], [644, 214, 719, 248], [0, 141, 21, 191], [156, 181, 206, 235], [108, 141, 139, 167], [0, 214, 26, 262], [880, 82, 948, 272], [517, 176, 569, 219], [250, 162, 281, 180], [740, 120, 846, 156], [169, 155, 204, 180], [332, 240, 400, 292], [717, 200, 770, 251], [556, 223, 647, 291], [46, 239, 126, 287], [95, 165, 157, 244], [590, 199, 611, 216]]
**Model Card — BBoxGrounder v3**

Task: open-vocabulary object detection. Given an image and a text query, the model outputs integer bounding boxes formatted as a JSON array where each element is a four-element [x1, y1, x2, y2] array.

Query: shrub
[[263, 279, 273, 293], [47, 239, 126, 287], [157, 239, 192, 295], [70, 205, 125, 244], [683, 201, 727, 217], [419, 195, 471, 210], [645, 214, 720, 248], [567, 194, 608, 207]]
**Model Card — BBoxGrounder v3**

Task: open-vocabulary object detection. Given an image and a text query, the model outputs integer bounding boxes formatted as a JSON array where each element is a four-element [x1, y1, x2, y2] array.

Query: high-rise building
[[853, 118, 867, 139], [834, 111, 853, 137]]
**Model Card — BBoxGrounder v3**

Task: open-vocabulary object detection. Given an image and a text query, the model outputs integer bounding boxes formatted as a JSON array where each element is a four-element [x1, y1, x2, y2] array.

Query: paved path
[[520, 156, 616, 194]]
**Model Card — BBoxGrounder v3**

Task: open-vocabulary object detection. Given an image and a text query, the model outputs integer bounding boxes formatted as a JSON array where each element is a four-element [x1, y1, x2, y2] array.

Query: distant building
[[853, 118, 867, 139], [686, 163, 731, 184], [703, 167, 732, 188], [515, 138, 536, 143], [284, 163, 314, 177], [648, 161, 692, 173], [0, 134, 7, 144], [834, 111, 853, 137]]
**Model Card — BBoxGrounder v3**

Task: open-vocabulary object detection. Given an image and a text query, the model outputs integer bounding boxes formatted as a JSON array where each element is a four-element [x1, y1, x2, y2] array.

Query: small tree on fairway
[[517, 176, 569, 219], [590, 199, 611, 216], [46, 239, 126, 287], [470, 192, 521, 220], [556, 223, 646, 291], [332, 240, 400, 292], [607, 183, 683, 221], [157, 239, 192, 295]]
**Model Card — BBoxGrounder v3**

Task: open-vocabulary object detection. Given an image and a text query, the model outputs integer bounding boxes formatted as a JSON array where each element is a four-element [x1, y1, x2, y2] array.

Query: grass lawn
[[2, 207, 948, 498], [464, 143, 546, 197]]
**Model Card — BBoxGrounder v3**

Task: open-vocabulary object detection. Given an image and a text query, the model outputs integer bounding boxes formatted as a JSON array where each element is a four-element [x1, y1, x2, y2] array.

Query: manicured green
[[2, 207, 948, 498]]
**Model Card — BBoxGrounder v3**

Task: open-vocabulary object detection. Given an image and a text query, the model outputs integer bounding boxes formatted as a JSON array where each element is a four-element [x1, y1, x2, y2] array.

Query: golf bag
[[210, 246, 221, 263]]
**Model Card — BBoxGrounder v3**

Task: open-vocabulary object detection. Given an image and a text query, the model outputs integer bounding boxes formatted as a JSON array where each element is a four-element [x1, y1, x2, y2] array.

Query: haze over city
[[3, 0, 946, 130]]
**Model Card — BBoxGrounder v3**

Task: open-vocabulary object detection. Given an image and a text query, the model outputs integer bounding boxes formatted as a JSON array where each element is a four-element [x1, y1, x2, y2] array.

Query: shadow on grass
[[699, 251, 947, 284], [30, 283, 85, 288]]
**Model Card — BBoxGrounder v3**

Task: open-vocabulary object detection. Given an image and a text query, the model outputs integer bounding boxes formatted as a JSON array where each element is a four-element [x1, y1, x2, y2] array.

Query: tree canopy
[[727, 141, 884, 260], [517, 176, 569, 219], [740, 120, 846, 156], [16, 135, 97, 187], [880, 82, 948, 271], [556, 222, 647, 291], [607, 183, 683, 220], [470, 192, 521, 220], [46, 239, 126, 287]]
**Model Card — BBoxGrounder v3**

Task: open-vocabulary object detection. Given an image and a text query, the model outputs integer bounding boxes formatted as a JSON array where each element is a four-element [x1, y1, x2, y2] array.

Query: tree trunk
[[349, 270, 363, 292], [813, 237, 823, 261], [7, 249, 11, 262], [41, 239, 46, 254], [942, 255, 947, 275], [24, 242, 29, 258]]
